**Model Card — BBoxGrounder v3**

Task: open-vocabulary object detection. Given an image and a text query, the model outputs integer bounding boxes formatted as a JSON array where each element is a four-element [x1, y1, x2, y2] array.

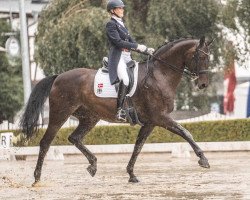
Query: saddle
[[99, 57, 143, 126], [101, 57, 135, 93]]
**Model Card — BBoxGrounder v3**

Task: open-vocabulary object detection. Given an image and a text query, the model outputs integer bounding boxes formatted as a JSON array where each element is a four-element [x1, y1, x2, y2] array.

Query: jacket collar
[[111, 18, 128, 32], [112, 16, 124, 25]]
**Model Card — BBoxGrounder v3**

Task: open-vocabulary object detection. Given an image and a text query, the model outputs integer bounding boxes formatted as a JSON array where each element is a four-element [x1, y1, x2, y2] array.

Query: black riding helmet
[[107, 0, 125, 12]]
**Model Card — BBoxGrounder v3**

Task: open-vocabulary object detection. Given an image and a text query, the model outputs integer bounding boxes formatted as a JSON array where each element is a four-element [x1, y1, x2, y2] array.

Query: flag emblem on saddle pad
[[98, 83, 103, 88], [97, 83, 103, 94]]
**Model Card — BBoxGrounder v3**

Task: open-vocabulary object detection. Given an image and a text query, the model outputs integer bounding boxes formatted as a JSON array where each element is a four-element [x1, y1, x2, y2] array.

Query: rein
[[149, 54, 192, 78]]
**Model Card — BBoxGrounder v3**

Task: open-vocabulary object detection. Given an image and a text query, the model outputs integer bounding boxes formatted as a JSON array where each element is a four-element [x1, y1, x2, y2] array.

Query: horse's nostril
[[201, 84, 206, 88], [199, 84, 207, 89]]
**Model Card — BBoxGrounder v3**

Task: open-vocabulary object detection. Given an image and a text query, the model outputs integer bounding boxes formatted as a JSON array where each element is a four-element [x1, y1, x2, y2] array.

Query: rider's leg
[[117, 55, 130, 121], [116, 81, 128, 121], [117, 53, 130, 86]]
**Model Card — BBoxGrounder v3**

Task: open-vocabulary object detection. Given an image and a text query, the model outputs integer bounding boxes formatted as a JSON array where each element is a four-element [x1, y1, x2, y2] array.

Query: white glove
[[147, 48, 155, 55], [137, 44, 147, 52]]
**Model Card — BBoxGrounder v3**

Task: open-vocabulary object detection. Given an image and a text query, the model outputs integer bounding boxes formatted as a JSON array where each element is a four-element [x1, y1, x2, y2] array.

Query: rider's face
[[113, 7, 124, 18]]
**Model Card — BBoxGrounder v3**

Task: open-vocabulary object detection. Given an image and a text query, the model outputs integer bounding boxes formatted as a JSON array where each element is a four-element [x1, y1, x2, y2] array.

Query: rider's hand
[[137, 44, 147, 52], [147, 48, 155, 55]]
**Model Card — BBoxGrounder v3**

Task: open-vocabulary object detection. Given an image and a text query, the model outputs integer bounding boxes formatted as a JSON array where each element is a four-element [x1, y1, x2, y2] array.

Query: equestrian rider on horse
[[106, 0, 155, 122]]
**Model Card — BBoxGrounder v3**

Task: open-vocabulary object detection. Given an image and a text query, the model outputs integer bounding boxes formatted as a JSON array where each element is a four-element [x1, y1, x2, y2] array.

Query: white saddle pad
[[94, 62, 139, 98]]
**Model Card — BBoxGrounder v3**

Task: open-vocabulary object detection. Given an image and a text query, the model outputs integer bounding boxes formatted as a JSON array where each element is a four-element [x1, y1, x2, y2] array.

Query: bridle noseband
[[185, 46, 211, 79]]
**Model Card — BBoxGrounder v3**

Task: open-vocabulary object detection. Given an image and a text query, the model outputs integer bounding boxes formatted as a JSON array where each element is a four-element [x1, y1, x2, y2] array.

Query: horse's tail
[[19, 75, 58, 139]]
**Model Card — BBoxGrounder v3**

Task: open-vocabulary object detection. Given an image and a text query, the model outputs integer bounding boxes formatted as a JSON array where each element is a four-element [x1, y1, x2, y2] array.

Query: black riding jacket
[[106, 18, 138, 85]]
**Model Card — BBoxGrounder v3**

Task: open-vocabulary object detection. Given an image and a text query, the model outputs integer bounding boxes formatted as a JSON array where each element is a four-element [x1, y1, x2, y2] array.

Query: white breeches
[[117, 51, 132, 86]]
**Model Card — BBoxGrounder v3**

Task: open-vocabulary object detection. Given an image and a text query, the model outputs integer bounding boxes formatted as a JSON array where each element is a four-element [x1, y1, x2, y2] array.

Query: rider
[[106, 0, 155, 121]]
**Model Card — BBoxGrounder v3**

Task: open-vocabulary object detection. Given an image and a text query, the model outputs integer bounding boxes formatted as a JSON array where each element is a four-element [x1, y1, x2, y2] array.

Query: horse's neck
[[138, 60, 181, 95], [152, 65, 181, 94], [138, 40, 196, 93], [152, 41, 196, 91], [152, 58, 183, 92]]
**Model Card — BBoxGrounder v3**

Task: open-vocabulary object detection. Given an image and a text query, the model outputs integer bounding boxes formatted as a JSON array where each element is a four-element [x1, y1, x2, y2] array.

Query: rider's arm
[[106, 21, 138, 50]]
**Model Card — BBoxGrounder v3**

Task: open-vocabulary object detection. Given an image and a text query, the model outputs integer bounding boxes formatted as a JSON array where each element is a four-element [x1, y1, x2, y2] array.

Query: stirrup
[[116, 109, 127, 122]]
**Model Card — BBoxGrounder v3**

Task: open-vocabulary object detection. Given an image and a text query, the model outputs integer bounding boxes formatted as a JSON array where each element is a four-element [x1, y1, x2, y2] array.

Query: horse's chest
[[149, 92, 174, 111]]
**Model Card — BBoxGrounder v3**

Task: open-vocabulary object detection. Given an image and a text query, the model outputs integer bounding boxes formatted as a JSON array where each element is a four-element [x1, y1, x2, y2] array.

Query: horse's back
[[54, 68, 96, 85], [49, 68, 97, 103]]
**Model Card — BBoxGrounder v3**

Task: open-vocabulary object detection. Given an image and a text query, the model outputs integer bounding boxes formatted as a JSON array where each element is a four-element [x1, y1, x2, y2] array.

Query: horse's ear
[[199, 36, 205, 47], [207, 38, 215, 46]]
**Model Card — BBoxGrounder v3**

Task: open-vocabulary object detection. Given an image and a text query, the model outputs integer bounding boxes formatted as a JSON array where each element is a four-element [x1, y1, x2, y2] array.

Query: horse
[[20, 36, 212, 186]]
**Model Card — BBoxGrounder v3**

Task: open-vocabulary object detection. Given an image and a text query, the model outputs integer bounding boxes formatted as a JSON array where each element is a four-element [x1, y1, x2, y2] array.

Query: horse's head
[[184, 36, 212, 89]]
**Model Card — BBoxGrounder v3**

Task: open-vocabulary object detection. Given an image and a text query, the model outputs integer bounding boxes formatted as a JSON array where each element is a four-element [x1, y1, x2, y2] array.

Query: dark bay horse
[[20, 37, 212, 186]]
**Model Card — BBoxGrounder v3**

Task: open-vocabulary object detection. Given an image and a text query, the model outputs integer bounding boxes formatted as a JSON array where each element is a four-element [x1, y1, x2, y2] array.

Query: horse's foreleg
[[127, 124, 154, 183], [68, 117, 99, 177], [167, 120, 210, 168]]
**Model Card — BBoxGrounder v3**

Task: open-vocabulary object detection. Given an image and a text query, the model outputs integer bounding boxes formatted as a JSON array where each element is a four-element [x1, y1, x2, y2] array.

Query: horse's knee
[[176, 124, 194, 140], [68, 135, 74, 144], [68, 134, 79, 144]]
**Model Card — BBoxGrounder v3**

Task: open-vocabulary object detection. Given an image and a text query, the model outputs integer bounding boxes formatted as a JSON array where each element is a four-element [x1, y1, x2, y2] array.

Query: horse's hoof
[[198, 158, 210, 168], [32, 180, 40, 187], [129, 176, 140, 183], [87, 165, 97, 177]]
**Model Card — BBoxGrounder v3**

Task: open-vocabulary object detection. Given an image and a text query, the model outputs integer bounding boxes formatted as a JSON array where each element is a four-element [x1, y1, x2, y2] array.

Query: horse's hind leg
[[33, 106, 75, 186], [68, 115, 99, 177]]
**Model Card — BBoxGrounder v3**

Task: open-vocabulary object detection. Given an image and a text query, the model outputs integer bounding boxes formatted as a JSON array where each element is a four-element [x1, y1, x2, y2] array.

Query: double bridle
[[145, 43, 211, 80], [186, 47, 211, 78]]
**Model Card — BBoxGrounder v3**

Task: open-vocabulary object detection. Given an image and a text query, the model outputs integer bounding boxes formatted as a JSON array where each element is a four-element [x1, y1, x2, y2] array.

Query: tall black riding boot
[[117, 81, 128, 121]]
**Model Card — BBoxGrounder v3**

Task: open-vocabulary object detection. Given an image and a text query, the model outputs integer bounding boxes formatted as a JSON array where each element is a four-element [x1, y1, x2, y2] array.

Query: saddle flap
[[94, 62, 139, 98], [126, 60, 136, 91]]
